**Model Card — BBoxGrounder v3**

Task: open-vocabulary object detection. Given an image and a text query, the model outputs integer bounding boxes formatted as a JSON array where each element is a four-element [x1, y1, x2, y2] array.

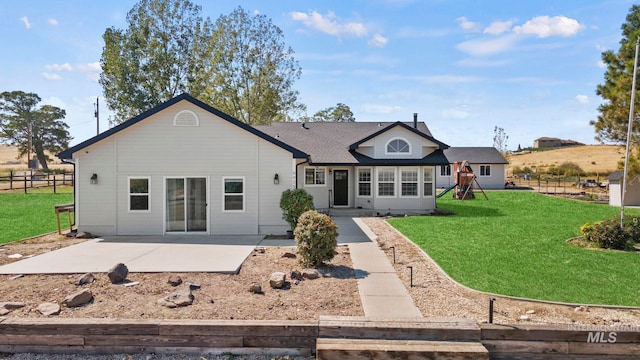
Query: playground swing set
[[436, 160, 488, 200]]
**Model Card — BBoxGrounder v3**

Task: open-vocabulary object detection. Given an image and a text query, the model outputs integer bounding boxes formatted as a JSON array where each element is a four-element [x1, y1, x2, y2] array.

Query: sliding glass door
[[166, 177, 207, 233]]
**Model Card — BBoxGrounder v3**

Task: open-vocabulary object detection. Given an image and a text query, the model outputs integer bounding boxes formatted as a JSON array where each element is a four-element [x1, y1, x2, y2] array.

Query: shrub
[[294, 210, 338, 268], [583, 216, 636, 251], [280, 189, 314, 229]]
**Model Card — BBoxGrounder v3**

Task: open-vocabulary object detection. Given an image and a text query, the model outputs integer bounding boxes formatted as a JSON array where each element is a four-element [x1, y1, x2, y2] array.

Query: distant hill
[[508, 145, 624, 175]]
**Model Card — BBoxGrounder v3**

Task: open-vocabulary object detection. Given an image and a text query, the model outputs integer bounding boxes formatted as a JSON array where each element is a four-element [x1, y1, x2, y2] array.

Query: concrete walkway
[[348, 218, 423, 318]]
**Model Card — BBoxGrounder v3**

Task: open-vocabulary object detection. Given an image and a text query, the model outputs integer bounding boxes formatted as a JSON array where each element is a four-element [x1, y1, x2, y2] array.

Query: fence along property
[[0, 170, 74, 193]]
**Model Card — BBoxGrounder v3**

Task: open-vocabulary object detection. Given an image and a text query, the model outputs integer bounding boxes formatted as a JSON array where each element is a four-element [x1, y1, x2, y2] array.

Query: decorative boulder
[[38, 302, 61, 316], [63, 289, 93, 307], [302, 268, 320, 280], [0, 302, 25, 315], [158, 289, 194, 308], [249, 282, 262, 294], [76, 272, 95, 286], [282, 252, 297, 259], [168, 275, 182, 287], [269, 272, 286, 289], [291, 270, 303, 281], [107, 263, 128, 284]]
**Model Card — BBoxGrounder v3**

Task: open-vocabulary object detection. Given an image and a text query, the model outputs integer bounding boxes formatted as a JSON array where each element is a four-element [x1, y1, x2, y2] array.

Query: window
[[401, 169, 419, 197], [440, 165, 451, 176], [480, 165, 491, 176], [304, 168, 325, 185], [358, 168, 372, 197], [377, 169, 395, 197], [386, 138, 410, 154], [223, 177, 244, 211], [173, 110, 199, 126], [423, 168, 434, 197], [129, 177, 150, 211]]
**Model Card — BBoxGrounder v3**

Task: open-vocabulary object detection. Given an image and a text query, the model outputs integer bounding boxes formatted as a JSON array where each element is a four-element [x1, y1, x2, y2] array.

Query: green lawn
[[388, 191, 640, 306], [0, 189, 73, 244]]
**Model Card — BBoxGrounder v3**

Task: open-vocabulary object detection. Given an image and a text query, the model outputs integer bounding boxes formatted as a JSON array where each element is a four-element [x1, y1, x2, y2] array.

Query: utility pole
[[94, 97, 99, 135]]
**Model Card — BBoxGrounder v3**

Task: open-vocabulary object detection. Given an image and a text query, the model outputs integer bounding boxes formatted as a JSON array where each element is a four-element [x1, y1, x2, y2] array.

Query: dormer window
[[386, 138, 410, 154]]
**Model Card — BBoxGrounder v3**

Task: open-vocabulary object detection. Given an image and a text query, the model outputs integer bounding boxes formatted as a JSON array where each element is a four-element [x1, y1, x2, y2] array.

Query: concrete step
[[316, 338, 489, 360]]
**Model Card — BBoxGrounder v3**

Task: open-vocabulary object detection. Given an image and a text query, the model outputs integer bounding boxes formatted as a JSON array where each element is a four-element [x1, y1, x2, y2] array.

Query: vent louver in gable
[[173, 110, 199, 126]]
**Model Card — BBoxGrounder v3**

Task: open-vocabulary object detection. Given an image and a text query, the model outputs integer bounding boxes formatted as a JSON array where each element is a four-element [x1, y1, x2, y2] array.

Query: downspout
[[295, 159, 309, 189]]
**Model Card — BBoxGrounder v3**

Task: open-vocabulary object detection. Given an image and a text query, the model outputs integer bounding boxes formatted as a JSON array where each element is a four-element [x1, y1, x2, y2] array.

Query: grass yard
[[388, 191, 640, 306], [0, 188, 73, 244]]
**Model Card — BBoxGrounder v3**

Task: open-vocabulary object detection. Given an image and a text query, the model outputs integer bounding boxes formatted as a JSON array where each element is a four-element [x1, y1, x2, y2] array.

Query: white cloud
[[575, 94, 589, 104], [41, 72, 61, 81], [484, 20, 513, 35], [418, 75, 484, 83], [456, 58, 511, 67], [45, 63, 73, 72], [457, 16, 480, 32], [76, 62, 102, 82], [43, 96, 66, 108], [456, 34, 519, 56], [597, 60, 606, 69], [368, 34, 388, 47], [48, 18, 59, 26], [441, 106, 470, 119], [362, 104, 402, 114], [20, 16, 31, 30], [513, 16, 584, 38], [291, 11, 367, 37]]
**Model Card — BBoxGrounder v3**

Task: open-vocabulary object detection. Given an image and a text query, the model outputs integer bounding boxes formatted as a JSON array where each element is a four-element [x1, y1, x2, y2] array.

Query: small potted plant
[[279, 189, 314, 238]]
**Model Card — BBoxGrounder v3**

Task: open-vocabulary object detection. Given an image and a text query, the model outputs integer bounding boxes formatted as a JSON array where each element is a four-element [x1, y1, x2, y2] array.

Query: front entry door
[[333, 170, 348, 207], [166, 177, 207, 233]]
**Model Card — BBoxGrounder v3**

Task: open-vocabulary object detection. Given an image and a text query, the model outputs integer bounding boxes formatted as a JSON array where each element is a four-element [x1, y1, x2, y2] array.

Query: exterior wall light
[[274, 173, 279, 185], [90, 173, 98, 184]]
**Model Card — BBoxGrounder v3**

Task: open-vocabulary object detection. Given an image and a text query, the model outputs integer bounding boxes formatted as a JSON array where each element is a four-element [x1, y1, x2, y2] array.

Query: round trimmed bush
[[280, 189, 314, 229], [294, 210, 338, 267]]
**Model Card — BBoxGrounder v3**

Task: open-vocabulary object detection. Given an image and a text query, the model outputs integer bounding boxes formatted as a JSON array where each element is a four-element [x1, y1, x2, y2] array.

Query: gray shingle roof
[[254, 121, 449, 165], [443, 147, 508, 164]]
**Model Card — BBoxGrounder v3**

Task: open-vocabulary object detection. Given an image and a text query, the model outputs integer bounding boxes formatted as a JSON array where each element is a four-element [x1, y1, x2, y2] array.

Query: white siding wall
[[75, 139, 117, 235], [358, 127, 437, 159], [435, 164, 506, 190], [73, 100, 292, 236]]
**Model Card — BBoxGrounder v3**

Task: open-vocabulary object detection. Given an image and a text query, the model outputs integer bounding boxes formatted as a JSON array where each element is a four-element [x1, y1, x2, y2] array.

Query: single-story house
[[58, 93, 452, 236], [606, 171, 640, 206], [435, 147, 508, 190]]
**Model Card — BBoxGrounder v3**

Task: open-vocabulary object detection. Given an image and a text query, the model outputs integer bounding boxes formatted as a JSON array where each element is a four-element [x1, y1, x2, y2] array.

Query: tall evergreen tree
[[591, 5, 640, 144]]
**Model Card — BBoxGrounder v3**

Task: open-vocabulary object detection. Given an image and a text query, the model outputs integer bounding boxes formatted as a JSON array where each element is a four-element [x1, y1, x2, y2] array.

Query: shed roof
[[443, 147, 509, 164]]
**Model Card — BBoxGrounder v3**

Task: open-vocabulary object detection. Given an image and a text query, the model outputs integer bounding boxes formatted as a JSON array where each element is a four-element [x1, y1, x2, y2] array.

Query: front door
[[166, 177, 207, 233], [333, 170, 349, 207]]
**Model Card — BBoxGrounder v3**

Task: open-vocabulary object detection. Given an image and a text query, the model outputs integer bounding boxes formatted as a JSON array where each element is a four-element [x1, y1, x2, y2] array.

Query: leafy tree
[[101, 1, 303, 125], [311, 103, 355, 122], [0, 91, 71, 171], [493, 126, 509, 153], [100, 0, 213, 124], [206, 7, 304, 125]]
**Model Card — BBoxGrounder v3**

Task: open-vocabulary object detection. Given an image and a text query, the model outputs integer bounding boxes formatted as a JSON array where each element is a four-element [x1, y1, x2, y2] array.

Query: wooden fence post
[[53, 174, 57, 194], [23, 174, 27, 194], [9, 170, 13, 190]]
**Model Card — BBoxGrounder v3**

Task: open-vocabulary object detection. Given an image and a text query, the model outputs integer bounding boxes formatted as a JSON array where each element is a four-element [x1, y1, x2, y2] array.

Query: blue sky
[[0, 1, 635, 149]]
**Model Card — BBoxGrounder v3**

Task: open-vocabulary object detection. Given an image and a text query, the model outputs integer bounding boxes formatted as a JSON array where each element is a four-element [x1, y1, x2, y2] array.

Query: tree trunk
[[34, 146, 49, 171]]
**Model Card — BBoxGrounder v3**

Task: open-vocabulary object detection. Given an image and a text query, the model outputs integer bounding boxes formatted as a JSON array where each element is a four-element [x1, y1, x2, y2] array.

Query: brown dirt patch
[[0, 234, 362, 320]]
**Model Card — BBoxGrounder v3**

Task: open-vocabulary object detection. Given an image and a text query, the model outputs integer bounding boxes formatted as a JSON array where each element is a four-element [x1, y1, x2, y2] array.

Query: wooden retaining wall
[[1, 316, 640, 358]]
